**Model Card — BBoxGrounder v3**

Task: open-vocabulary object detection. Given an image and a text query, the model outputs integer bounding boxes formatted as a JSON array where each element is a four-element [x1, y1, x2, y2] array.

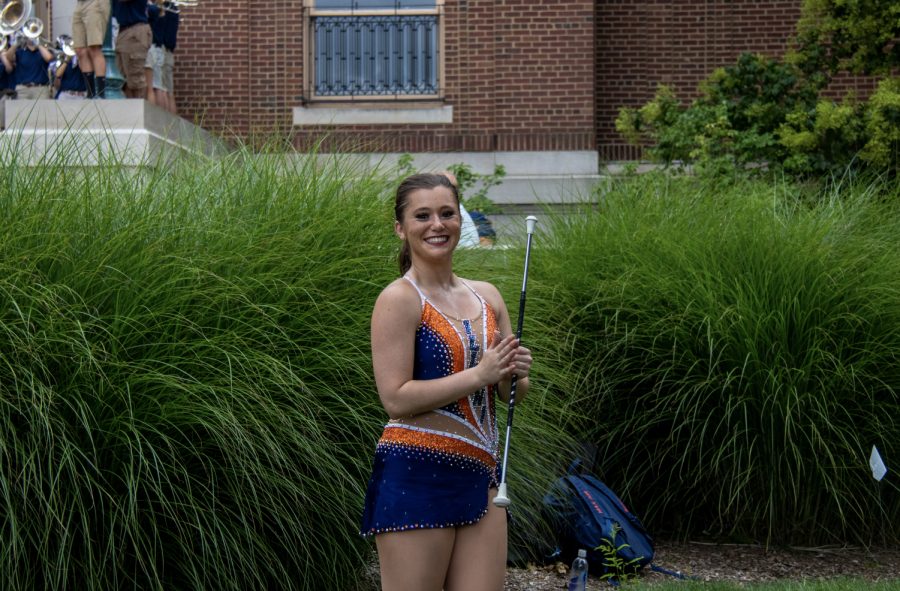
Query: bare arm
[[471, 281, 532, 405], [371, 280, 520, 419], [54, 62, 65, 92], [3, 47, 15, 70], [38, 45, 53, 63]]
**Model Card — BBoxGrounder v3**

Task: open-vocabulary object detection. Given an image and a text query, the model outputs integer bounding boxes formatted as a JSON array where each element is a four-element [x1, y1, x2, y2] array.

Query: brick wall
[[595, 0, 878, 161], [174, 0, 596, 151], [174, 0, 876, 159], [175, 0, 251, 136]]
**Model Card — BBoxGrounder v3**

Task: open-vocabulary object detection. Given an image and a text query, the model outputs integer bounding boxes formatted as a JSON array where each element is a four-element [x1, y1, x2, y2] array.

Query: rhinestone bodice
[[386, 276, 500, 457]]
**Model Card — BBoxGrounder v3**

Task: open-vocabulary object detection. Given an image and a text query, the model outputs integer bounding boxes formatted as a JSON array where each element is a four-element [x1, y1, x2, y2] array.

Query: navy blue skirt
[[359, 428, 500, 537]]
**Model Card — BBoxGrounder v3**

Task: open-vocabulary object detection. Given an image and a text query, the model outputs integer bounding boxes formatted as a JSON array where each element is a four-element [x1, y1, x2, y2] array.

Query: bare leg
[[167, 91, 176, 115], [144, 69, 156, 104], [444, 488, 508, 591], [86, 46, 105, 77], [154, 88, 167, 110], [75, 47, 93, 73], [376, 527, 456, 591]]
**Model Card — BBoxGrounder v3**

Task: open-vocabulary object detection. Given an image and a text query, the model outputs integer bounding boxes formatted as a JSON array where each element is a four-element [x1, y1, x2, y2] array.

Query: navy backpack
[[543, 460, 684, 584]]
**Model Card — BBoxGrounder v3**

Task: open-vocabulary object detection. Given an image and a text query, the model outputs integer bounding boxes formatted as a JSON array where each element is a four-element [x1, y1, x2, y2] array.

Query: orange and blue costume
[[359, 276, 501, 536]]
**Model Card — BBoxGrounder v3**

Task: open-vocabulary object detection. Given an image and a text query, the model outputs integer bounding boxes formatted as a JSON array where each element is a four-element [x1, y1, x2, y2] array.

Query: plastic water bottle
[[567, 549, 588, 591]]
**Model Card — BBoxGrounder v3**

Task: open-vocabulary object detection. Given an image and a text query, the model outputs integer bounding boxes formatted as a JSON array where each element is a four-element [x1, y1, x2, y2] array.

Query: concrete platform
[[370, 151, 601, 205], [1, 99, 229, 165], [1, 100, 603, 205]]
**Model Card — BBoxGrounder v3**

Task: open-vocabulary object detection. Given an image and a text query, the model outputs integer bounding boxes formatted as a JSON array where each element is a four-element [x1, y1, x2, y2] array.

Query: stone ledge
[[369, 151, 602, 203], [293, 105, 453, 126], [371, 150, 599, 177], [2, 99, 230, 164]]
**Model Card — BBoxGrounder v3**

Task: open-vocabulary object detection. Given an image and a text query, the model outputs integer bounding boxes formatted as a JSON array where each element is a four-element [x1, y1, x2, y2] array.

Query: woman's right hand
[[476, 331, 519, 385]]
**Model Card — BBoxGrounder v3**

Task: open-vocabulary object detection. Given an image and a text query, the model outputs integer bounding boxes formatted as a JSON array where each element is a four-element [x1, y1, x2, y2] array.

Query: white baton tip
[[525, 215, 538, 235], [493, 483, 511, 507]]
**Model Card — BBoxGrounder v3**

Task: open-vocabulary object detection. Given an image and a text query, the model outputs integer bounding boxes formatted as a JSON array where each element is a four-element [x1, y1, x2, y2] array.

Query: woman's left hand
[[510, 344, 533, 380], [490, 330, 532, 380]]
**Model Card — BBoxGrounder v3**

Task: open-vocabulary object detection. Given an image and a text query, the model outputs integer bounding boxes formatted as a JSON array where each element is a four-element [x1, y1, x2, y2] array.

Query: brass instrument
[[49, 35, 75, 69], [59, 35, 74, 57], [19, 17, 57, 52], [0, 0, 31, 37], [20, 16, 42, 39], [168, 0, 199, 14]]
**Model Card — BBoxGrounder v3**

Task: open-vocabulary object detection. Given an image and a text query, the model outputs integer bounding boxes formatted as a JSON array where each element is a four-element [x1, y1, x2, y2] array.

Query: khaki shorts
[[114, 23, 152, 91], [16, 84, 52, 100], [72, 0, 111, 48], [163, 49, 174, 93], [145, 44, 164, 90]]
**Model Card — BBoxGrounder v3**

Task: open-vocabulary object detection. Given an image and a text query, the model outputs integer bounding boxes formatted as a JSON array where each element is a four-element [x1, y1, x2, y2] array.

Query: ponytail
[[394, 173, 460, 277], [398, 240, 412, 275]]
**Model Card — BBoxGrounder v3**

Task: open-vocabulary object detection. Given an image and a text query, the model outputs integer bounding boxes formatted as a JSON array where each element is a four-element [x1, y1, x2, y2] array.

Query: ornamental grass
[[0, 134, 573, 590], [3, 128, 899, 590], [530, 172, 900, 545]]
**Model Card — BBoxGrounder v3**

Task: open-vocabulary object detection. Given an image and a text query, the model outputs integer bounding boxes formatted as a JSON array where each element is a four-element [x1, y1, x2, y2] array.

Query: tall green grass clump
[[0, 134, 578, 589], [533, 173, 900, 544], [0, 138, 397, 589]]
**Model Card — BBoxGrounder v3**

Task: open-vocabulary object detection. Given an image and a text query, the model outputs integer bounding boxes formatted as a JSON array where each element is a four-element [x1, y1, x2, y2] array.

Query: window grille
[[312, 15, 439, 97]]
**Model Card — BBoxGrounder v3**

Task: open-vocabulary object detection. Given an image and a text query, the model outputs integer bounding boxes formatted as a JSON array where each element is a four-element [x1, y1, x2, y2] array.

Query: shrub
[[531, 172, 900, 543], [0, 140, 396, 590], [616, 0, 900, 176], [0, 136, 575, 589], [445, 162, 507, 215], [793, 0, 900, 77]]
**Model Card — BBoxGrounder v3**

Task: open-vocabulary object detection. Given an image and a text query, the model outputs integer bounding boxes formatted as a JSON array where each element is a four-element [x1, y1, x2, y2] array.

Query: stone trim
[[293, 105, 453, 126]]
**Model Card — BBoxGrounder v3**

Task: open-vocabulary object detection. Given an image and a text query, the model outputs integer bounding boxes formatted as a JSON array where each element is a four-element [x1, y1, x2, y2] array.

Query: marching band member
[[3, 34, 52, 100], [161, 0, 178, 114], [54, 38, 88, 100], [144, 1, 166, 107], [0, 42, 12, 99], [112, 0, 152, 99], [72, 0, 111, 97], [361, 173, 532, 591]]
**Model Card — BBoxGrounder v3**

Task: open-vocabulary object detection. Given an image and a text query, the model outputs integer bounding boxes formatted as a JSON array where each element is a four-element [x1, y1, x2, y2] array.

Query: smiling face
[[395, 185, 461, 265]]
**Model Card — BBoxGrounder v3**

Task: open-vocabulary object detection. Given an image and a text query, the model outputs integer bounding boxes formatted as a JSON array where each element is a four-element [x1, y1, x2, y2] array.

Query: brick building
[[25, 0, 877, 199], [173, 0, 594, 153], [167, 0, 874, 161]]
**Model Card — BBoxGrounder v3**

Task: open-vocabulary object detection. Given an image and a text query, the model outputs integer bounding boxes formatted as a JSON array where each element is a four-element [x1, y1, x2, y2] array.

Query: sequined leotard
[[359, 276, 501, 536]]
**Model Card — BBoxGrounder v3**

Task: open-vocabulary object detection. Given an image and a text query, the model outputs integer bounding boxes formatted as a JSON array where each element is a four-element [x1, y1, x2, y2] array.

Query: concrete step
[[1, 98, 229, 165]]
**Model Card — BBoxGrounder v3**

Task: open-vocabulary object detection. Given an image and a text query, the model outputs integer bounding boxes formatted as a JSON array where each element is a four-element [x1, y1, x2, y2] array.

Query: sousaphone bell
[[0, 0, 31, 37]]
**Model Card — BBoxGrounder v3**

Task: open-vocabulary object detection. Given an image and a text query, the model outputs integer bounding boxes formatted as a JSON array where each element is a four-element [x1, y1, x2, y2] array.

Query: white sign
[[870, 446, 888, 482]]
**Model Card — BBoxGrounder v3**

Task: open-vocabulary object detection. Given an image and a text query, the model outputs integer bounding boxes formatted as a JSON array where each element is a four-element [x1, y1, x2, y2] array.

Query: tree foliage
[[616, 0, 900, 176], [794, 0, 900, 76]]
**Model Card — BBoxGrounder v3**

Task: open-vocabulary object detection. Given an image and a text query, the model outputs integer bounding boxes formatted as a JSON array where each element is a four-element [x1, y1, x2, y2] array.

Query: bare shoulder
[[373, 278, 422, 322]]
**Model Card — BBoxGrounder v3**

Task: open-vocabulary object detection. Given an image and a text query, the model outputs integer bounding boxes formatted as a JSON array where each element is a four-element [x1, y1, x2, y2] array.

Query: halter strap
[[403, 275, 426, 309]]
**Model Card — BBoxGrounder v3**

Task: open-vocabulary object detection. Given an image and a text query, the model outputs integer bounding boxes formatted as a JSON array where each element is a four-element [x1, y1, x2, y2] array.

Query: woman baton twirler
[[360, 173, 533, 590]]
